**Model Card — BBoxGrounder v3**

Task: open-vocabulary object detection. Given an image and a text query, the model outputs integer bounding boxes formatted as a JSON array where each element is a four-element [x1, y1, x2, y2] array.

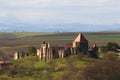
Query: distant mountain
[[0, 23, 120, 32]]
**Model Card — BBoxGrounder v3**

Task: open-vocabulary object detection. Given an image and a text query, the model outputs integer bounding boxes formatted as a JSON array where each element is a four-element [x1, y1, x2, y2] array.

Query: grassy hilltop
[[0, 53, 120, 80], [0, 32, 120, 80]]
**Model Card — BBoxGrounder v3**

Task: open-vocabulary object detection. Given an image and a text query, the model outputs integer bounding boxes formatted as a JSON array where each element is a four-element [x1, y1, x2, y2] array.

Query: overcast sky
[[0, 0, 120, 32]]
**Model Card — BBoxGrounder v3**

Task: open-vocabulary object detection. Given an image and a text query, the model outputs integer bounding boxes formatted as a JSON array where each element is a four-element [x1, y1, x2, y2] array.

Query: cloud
[[0, 26, 10, 30], [0, 0, 120, 25], [0, 0, 52, 8]]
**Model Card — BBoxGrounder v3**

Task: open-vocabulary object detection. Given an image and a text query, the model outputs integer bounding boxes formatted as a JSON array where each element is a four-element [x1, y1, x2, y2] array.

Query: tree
[[27, 46, 37, 56], [101, 42, 120, 52], [106, 42, 119, 51]]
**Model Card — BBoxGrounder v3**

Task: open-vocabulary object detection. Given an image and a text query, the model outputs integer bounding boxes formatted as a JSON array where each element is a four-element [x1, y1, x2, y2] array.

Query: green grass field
[[11, 32, 54, 38], [0, 32, 119, 41]]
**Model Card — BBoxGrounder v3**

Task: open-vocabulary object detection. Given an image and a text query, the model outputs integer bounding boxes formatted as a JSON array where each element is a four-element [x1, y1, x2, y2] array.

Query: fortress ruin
[[14, 33, 98, 60]]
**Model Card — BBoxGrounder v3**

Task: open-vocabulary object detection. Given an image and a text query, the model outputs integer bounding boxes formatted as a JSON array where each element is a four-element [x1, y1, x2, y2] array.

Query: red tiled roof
[[74, 33, 88, 42], [0, 61, 4, 64], [93, 44, 97, 48]]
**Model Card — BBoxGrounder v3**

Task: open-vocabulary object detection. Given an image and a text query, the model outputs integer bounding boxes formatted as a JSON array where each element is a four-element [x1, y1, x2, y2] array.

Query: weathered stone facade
[[58, 49, 64, 58], [89, 44, 99, 58], [14, 33, 98, 60], [37, 42, 53, 60], [14, 51, 27, 60], [73, 33, 88, 54]]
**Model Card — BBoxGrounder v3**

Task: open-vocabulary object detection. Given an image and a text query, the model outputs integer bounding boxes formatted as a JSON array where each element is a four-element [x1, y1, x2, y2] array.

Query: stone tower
[[14, 52, 20, 60], [73, 33, 88, 53], [14, 51, 27, 60], [92, 44, 98, 54], [91, 44, 98, 58], [37, 42, 53, 60], [58, 49, 64, 58]]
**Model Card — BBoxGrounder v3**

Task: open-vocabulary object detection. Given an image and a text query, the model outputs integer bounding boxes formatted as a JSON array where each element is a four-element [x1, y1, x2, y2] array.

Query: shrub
[[104, 51, 118, 61], [83, 54, 120, 80], [27, 46, 37, 56]]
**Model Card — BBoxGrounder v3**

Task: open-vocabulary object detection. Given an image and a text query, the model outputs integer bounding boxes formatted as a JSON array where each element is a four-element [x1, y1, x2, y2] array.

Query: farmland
[[0, 32, 120, 56], [0, 32, 120, 80]]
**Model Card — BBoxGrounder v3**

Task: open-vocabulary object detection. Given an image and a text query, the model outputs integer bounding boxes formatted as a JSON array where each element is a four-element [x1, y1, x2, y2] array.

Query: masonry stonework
[[14, 33, 98, 60]]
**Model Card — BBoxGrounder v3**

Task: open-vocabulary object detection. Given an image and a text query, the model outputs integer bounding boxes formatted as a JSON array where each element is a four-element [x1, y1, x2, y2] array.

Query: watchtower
[[73, 33, 88, 54]]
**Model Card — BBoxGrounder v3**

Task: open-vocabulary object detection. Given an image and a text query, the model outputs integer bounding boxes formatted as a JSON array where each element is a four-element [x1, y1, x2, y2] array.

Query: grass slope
[[11, 55, 97, 80]]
